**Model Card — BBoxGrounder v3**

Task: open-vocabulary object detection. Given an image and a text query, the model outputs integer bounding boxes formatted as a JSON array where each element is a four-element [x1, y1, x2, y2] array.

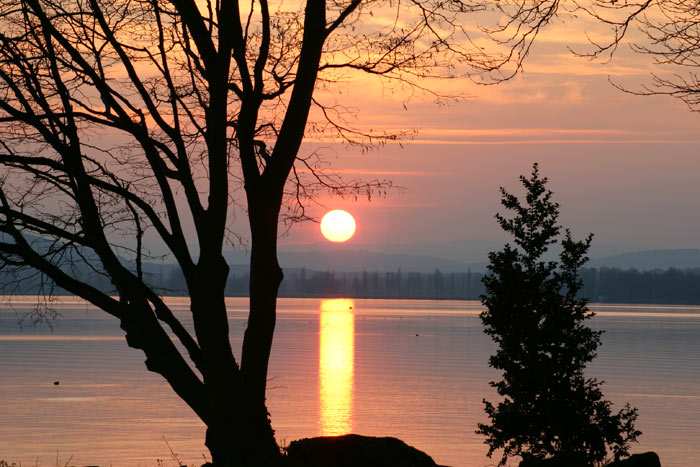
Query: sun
[[320, 210, 356, 243]]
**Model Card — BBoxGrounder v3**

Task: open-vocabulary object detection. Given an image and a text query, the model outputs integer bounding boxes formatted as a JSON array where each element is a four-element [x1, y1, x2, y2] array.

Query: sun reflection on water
[[319, 298, 355, 436]]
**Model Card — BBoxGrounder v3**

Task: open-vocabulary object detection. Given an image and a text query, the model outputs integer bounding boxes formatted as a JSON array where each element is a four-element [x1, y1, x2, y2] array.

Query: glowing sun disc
[[321, 210, 356, 242]]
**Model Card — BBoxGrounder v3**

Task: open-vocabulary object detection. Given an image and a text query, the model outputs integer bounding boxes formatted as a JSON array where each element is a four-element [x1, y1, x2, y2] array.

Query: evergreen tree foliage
[[477, 164, 641, 466]]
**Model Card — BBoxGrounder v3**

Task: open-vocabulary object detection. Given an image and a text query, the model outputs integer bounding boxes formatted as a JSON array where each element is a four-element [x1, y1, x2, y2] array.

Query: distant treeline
[[3, 263, 700, 304], [277, 268, 484, 299], [169, 266, 700, 304], [163, 267, 486, 299], [578, 267, 700, 304]]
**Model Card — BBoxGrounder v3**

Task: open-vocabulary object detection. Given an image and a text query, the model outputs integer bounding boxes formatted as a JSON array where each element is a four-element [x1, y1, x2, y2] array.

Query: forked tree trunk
[[188, 194, 284, 466], [194, 1, 326, 462]]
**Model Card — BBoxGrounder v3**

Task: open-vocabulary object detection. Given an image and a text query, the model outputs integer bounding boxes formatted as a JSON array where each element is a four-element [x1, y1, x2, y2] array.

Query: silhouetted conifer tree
[[477, 164, 640, 466]]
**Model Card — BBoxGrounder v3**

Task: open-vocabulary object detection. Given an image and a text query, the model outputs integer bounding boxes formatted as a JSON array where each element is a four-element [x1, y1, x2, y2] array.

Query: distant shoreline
[[3, 292, 700, 308]]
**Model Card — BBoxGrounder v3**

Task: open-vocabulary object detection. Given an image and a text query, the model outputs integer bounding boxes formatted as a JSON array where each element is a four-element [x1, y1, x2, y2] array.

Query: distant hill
[[4, 235, 699, 299], [222, 246, 700, 274], [588, 249, 700, 270], [257, 247, 700, 274]]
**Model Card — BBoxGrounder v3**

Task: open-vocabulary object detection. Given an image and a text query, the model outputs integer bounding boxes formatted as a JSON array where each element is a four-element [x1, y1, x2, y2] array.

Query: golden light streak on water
[[319, 298, 355, 436]]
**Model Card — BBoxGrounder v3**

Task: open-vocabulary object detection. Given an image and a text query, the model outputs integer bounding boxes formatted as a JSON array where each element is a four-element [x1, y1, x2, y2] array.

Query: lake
[[1, 297, 699, 467]]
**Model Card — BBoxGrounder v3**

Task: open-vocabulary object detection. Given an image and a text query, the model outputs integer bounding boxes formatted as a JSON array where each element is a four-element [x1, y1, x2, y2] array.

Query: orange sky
[[276, 16, 700, 261]]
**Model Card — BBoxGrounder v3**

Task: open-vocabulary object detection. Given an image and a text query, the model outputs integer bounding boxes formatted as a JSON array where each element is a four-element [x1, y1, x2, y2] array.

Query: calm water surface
[[1, 297, 699, 467]]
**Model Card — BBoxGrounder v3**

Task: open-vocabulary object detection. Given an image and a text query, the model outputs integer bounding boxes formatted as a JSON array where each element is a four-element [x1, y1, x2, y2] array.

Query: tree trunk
[[187, 242, 280, 466], [237, 193, 284, 466]]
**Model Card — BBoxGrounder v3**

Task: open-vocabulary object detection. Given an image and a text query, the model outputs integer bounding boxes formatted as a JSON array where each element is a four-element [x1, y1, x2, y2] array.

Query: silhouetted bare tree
[[0, 0, 520, 465]]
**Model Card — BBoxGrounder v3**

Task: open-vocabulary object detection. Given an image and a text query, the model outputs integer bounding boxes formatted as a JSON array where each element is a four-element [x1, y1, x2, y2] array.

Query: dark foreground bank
[[282, 435, 661, 467], [0, 437, 660, 467]]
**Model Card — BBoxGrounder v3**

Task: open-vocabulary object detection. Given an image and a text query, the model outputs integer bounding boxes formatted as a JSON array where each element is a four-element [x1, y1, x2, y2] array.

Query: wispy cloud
[[330, 168, 440, 176], [418, 128, 658, 137], [303, 127, 699, 145], [292, 167, 439, 176], [407, 138, 700, 145], [408, 127, 700, 144]]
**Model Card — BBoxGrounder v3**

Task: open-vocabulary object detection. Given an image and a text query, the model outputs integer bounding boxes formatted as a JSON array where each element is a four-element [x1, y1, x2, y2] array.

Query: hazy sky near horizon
[[272, 14, 700, 261]]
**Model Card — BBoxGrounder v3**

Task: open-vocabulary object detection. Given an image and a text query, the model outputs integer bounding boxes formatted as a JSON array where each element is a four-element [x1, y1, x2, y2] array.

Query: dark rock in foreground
[[607, 452, 661, 467], [284, 434, 447, 467]]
